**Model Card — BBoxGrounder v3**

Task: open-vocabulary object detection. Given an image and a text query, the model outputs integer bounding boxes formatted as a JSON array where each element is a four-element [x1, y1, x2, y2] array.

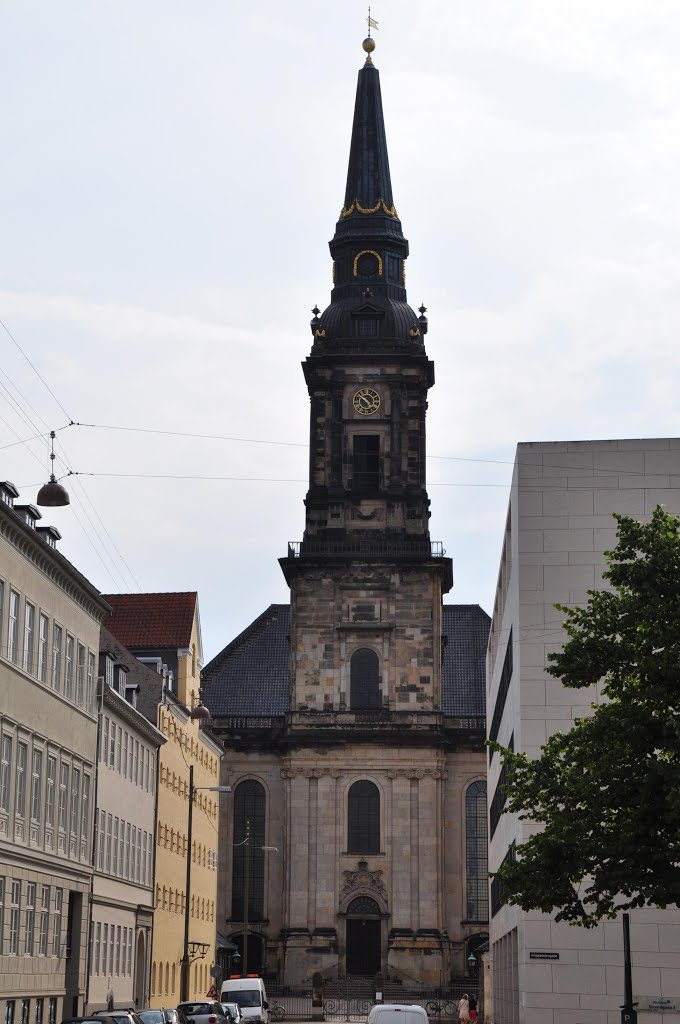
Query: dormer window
[[15, 505, 41, 529], [105, 655, 115, 688], [116, 665, 128, 697], [356, 319, 378, 338], [0, 481, 19, 508]]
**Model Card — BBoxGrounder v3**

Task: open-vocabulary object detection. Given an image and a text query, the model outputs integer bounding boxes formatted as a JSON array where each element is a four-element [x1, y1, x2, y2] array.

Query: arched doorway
[[135, 930, 146, 1008], [230, 932, 264, 976], [345, 896, 381, 976]]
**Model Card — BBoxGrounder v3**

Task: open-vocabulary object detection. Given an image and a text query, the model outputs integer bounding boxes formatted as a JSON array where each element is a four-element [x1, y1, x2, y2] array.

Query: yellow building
[[102, 593, 224, 1007]]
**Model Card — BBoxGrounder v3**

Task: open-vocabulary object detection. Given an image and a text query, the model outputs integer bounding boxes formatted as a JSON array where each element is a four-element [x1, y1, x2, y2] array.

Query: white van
[[366, 1005, 429, 1024], [220, 978, 269, 1024]]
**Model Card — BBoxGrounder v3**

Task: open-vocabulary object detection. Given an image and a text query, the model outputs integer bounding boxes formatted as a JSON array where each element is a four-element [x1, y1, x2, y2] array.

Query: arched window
[[151, 961, 156, 995], [465, 781, 489, 921], [171, 963, 176, 995], [348, 780, 380, 853], [350, 649, 380, 710], [232, 780, 266, 921]]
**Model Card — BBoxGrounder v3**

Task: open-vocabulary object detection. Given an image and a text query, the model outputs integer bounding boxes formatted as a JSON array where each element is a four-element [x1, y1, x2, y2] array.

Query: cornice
[[280, 766, 447, 780], [101, 683, 166, 747], [0, 508, 110, 621]]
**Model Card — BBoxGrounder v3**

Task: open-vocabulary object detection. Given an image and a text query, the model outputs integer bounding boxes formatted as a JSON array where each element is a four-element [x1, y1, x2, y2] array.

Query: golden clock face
[[353, 387, 381, 415]]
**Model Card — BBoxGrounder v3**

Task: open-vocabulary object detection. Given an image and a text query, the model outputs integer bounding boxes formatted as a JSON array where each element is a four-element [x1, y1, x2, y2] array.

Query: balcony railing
[[287, 539, 446, 559]]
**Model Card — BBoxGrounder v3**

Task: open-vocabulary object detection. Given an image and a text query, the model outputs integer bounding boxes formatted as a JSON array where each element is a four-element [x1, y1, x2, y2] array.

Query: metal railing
[[287, 540, 446, 558]]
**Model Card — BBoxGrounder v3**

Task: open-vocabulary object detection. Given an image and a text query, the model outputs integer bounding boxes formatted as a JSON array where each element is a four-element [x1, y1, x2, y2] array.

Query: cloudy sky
[[3, 1, 680, 660]]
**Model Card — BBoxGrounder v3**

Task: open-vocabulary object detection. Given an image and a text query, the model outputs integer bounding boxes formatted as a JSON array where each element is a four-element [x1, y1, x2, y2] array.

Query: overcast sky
[[3, 1, 680, 661]]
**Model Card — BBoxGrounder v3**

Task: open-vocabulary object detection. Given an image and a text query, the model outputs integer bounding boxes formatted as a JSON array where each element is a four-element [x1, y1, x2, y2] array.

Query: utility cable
[[0, 316, 73, 422]]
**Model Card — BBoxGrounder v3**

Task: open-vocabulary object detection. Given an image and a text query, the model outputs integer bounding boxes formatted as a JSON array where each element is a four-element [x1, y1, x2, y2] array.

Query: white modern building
[[487, 439, 680, 1024]]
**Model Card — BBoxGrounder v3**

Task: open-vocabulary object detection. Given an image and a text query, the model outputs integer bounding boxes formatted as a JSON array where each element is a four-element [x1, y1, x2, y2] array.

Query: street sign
[[211, 966, 222, 979], [621, 1010, 637, 1024]]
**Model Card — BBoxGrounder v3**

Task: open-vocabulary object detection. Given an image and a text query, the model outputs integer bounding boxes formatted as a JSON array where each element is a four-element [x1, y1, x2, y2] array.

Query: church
[[202, 34, 490, 987]]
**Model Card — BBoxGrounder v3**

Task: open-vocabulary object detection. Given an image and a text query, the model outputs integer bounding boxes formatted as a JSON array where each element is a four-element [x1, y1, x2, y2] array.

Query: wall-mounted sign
[[529, 952, 559, 960], [636, 996, 679, 1012]]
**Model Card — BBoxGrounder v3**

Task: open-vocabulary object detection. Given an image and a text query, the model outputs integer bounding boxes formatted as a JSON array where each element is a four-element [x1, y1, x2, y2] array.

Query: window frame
[[347, 779, 381, 854]]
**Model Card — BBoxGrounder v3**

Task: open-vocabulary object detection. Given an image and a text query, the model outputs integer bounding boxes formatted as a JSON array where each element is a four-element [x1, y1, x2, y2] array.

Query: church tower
[[203, 36, 489, 989]]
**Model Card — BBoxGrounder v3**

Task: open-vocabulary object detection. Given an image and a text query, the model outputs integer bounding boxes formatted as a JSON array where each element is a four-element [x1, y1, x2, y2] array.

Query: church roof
[[442, 604, 490, 717], [201, 603, 489, 718]]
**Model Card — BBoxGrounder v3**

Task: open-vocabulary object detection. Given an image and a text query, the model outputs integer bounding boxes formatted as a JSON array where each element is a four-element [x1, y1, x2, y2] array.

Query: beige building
[[102, 593, 224, 1006], [0, 481, 110, 1024], [86, 639, 165, 1012], [487, 439, 680, 1024]]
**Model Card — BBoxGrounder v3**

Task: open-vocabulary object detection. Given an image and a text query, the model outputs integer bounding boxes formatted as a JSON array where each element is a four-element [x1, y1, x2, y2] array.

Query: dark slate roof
[[202, 605, 290, 716], [201, 603, 489, 719], [442, 605, 490, 716], [102, 592, 197, 648]]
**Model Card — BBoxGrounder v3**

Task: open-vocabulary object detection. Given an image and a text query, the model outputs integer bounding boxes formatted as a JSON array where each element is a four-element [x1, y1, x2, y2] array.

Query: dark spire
[[311, 38, 424, 354], [342, 42, 394, 215]]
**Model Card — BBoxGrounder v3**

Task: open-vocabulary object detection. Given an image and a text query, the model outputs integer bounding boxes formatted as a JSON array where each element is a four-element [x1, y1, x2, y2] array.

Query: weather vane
[[367, 7, 379, 37]]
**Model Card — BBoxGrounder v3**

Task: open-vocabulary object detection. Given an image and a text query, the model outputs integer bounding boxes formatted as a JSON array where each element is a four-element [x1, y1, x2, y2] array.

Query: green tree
[[490, 506, 680, 926]]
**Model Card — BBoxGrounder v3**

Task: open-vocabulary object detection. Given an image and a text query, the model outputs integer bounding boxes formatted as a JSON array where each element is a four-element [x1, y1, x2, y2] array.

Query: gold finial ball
[[362, 36, 376, 55]]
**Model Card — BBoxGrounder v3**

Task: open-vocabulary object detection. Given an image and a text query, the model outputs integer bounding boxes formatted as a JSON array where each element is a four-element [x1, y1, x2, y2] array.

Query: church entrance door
[[345, 897, 381, 976]]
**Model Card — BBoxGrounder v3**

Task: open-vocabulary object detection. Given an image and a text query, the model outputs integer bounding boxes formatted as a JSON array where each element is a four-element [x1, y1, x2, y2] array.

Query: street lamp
[[180, 759, 232, 1001], [234, 819, 277, 976]]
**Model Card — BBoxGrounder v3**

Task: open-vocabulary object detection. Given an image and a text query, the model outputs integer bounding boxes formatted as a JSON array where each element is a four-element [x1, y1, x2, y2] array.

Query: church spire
[[341, 36, 395, 220], [311, 37, 424, 353]]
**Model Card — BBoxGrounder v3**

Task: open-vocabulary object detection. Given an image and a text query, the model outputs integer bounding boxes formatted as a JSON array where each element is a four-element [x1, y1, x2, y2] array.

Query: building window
[[102, 924, 108, 974], [116, 925, 121, 975], [102, 718, 109, 764], [58, 764, 69, 834], [95, 921, 101, 975], [113, 818, 119, 875], [39, 886, 50, 955], [0, 877, 4, 952], [348, 780, 380, 853], [25, 882, 36, 954], [81, 775, 90, 848], [232, 780, 266, 921], [47, 1001, 56, 1024], [52, 625, 63, 692], [20, 1003, 29, 1024], [106, 814, 113, 873], [8, 590, 20, 664], [9, 879, 20, 954], [352, 435, 381, 492], [350, 648, 381, 710], [15, 742, 27, 819], [109, 722, 116, 769], [35, 1000, 43, 1024], [38, 614, 49, 683], [52, 889, 63, 956], [489, 628, 513, 762], [64, 634, 74, 700], [70, 769, 80, 847], [46, 756, 56, 828], [466, 781, 489, 922], [30, 749, 43, 823], [87, 651, 96, 712], [1, 734, 12, 813], [23, 603, 35, 674], [76, 644, 85, 706], [5, 1003, 15, 1024]]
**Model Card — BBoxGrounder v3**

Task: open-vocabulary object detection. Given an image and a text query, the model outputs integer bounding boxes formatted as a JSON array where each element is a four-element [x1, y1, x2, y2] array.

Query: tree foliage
[[490, 506, 680, 926]]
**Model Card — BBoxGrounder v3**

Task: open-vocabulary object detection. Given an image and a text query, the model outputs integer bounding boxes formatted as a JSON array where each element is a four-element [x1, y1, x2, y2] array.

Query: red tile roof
[[102, 592, 197, 649]]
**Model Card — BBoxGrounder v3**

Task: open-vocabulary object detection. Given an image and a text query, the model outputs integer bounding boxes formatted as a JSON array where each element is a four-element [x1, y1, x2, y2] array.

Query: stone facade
[[487, 439, 680, 1024]]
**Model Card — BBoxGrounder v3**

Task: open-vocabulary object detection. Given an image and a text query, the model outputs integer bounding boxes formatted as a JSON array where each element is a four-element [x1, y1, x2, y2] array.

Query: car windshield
[[221, 1008, 239, 1018], [226, 993, 260, 1009], [139, 1014, 165, 1024]]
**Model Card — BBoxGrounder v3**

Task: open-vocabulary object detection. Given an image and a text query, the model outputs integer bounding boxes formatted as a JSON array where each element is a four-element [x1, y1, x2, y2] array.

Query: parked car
[[221, 1005, 243, 1024], [90, 1012, 146, 1024], [366, 1006, 429, 1024], [177, 1002, 229, 1024], [139, 1011, 189, 1024]]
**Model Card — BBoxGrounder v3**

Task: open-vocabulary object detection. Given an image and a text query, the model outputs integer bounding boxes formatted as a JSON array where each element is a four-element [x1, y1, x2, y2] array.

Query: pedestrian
[[468, 993, 478, 1021], [458, 994, 470, 1023]]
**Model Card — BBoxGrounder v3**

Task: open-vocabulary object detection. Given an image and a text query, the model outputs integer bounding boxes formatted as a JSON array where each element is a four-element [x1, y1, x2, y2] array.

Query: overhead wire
[[0, 324, 138, 590]]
